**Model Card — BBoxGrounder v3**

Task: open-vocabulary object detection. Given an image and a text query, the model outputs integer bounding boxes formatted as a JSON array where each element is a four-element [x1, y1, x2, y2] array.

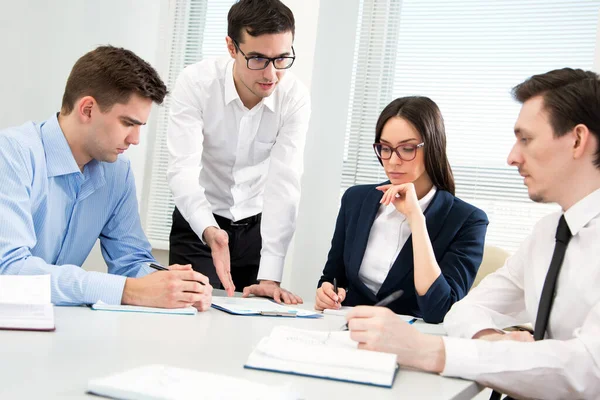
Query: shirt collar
[[40, 114, 106, 190], [564, 187, 600, 236], [224, 59, 276, 112], [418, 185, 438, 211], [224, 59, 239, 106], [40, 114, 80, 178]]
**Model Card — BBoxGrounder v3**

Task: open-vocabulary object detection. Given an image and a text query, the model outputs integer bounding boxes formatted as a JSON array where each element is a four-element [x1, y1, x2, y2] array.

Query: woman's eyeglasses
[[373, 142, 424, 161]]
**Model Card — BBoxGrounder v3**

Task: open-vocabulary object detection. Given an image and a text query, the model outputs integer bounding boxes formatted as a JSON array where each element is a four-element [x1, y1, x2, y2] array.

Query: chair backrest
[[472, 245, 511, 289]]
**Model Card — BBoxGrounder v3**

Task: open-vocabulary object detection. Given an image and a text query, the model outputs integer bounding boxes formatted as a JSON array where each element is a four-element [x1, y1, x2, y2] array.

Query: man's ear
[[572, 124, 591, 159], [225, 36, 236, 58], [76, 96, 95, 122]]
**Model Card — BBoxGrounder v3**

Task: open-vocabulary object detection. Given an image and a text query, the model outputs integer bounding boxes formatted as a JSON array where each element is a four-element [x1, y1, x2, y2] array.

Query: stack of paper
[[245, 326, 398, 387], [211, 297, 321, 318], [88, 364, 299, 400], [0, 274, 54, 331]]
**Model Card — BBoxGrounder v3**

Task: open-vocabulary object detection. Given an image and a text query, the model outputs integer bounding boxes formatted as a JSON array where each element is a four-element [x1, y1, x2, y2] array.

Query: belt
[[214, 213, 262, 227]]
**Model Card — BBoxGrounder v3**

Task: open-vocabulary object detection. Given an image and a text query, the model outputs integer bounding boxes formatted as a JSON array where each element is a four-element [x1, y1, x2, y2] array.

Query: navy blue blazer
[[318, 183, 488, 323]]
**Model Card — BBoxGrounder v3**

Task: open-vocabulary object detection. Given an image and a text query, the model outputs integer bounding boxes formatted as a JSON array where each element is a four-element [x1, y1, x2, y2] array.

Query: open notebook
[[211, 297, 321, 318], [88, 364, 299, 400], [0, 274, 54, 331], [245, 326, 398, 388]]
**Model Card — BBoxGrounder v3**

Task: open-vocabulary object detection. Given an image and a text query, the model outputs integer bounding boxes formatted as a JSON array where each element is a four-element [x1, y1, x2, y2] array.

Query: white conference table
[[0, 292, 482, 399]]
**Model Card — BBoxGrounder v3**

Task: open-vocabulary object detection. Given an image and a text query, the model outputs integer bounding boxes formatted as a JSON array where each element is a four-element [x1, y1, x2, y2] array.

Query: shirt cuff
[[257, 254, 285, 282], [188, 208, 219, 244], [83, 271, 127, 305], [441, 336, 482, 379], [135, 263, 155, 278]]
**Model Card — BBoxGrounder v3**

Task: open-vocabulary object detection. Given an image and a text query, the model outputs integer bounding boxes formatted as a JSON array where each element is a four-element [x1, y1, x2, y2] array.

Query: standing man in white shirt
[[167, 0, 310, 304], [345, 68, 600, 400]]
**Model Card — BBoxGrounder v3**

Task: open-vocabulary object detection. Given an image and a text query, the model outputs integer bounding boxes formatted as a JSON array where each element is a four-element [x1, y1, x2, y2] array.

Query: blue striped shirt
[[0, 114, 154, 305]]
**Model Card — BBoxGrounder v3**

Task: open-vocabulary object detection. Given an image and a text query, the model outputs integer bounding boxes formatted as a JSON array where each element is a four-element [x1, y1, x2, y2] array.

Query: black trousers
[[169, 207, 262, 291]]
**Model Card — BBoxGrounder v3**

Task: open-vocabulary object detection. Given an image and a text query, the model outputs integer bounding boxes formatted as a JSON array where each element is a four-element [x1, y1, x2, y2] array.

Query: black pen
[[149, 263, 168, 271], [149, 263, 205, 285], [333, 277, 338, 306], [341, 289, 404, 331]]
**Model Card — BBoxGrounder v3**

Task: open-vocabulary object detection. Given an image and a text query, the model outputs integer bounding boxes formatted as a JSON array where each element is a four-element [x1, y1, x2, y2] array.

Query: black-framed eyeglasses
[[373, 142, 425, 161], [232, 40, 296, 70]]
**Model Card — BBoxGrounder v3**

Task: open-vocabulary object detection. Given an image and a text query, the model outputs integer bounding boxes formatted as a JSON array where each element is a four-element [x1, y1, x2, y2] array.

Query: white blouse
[[358, 186, 437, 295]]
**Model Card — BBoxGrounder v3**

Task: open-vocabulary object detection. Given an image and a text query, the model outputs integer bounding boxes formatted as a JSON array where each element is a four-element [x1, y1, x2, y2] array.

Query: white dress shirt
[[441, 188, 600, 399], [167, 57, 311, 282], [358, 187, 437, 294]]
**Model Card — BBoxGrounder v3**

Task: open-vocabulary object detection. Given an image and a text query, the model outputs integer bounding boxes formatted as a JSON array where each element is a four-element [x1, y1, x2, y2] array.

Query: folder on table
[[0, 274, 54, 331], [211, 297, 321, 318], [245, 326, 398, 388]]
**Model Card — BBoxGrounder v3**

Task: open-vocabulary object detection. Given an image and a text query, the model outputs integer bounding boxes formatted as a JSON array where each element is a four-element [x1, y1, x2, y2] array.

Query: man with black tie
[[345, 68, 600, 399]]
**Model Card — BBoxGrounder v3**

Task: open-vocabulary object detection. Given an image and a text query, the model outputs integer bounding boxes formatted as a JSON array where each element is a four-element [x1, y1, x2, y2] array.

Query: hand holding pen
[[344, 291, 424, 353], [314, 278, 347, 311], [341, 289, 405, 330], [120, 262, 212, 311]]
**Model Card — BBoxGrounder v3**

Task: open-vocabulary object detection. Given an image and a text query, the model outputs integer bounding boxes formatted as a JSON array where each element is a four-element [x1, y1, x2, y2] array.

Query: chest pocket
[[252, 115, 279, 164], [252, 140, 274, 164]]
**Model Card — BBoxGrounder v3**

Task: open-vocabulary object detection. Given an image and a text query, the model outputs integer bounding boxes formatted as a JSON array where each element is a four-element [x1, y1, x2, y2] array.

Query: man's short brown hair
[[513, 68, 600, 168], [61, 45, 167, 114]]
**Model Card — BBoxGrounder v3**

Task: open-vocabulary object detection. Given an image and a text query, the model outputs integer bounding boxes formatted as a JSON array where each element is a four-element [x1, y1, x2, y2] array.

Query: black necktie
[[490, 215, 572, 400]]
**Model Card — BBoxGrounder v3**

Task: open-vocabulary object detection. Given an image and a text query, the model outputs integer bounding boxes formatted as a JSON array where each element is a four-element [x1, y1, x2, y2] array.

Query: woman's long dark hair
[[374, 96, 455, 195]]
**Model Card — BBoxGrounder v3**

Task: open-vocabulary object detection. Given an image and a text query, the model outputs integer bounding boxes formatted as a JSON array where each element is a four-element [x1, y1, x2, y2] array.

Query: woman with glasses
[[315, 96, 488, 323]]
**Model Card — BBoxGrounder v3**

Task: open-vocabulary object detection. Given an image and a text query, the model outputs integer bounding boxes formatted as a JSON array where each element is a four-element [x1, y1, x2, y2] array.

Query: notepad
[[0, 274, 54, 331], [211, 297, 321, 318], [88, 364, 299, 400], [91, 301, 197, 315], [245, 326, 398, 388]]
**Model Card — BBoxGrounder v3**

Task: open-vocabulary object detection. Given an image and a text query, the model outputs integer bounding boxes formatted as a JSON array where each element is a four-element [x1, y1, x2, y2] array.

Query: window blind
[[145, 0, 235, 249], [342, 0, 600, 252]]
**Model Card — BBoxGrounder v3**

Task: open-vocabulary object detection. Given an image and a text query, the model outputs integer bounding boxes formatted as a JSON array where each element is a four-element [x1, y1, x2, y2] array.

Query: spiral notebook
[[245, 326, 398, 388]]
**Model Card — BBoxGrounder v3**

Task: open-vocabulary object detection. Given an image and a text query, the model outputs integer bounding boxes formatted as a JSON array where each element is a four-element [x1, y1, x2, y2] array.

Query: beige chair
[[472, 245, 511, 289]]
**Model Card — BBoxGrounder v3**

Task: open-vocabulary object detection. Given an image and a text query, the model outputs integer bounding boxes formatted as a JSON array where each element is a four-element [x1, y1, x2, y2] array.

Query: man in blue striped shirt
[[0, 46, 212, 310]]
